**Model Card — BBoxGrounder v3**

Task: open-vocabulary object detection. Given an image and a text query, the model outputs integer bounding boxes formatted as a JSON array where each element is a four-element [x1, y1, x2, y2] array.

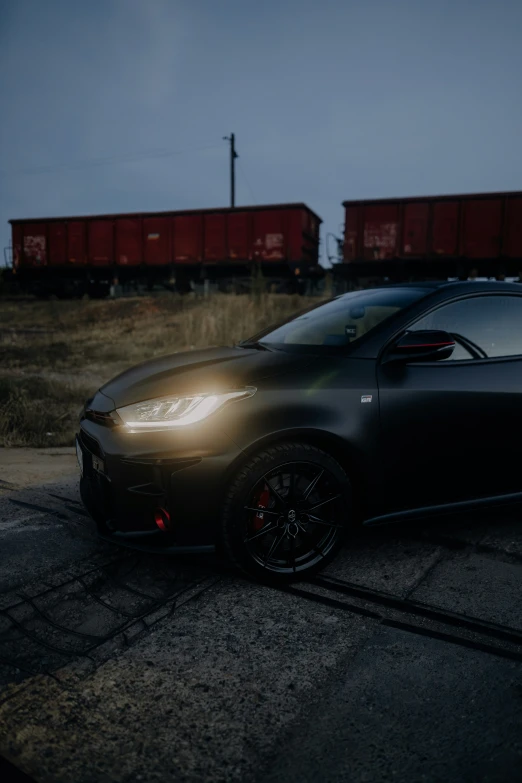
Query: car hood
[[93, 346, 315, 410]]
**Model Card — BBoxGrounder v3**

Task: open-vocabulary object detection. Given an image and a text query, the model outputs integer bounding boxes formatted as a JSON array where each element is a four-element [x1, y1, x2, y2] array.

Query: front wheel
[[220, 442, 351, 583]]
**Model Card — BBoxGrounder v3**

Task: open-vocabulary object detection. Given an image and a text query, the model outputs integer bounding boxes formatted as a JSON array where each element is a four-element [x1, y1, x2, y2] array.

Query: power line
[[0, 143, 223, 177]]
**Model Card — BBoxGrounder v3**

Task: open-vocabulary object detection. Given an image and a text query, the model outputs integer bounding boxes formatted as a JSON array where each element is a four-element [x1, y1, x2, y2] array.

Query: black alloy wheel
[[221, 443, 351, 582]]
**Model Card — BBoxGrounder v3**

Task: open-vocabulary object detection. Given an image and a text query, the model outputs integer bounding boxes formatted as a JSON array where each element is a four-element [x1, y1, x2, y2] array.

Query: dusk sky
[[1, 0, 521, 265]]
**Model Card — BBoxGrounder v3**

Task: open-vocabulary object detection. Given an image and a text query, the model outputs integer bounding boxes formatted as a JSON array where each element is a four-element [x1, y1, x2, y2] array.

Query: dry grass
[[0, 292, 325, 447], [0, 376, 92, 447]]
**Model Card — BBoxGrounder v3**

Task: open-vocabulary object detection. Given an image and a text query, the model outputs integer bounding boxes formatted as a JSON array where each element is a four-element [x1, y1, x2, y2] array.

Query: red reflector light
[[154, 508, 171, 531]]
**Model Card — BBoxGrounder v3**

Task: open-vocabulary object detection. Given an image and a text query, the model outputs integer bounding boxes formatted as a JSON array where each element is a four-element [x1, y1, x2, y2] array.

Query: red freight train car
[[9, 203, 321, 296], [339, 190, 522, 286]]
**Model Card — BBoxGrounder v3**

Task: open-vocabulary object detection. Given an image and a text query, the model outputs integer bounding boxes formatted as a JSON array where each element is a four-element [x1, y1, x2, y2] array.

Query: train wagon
[[335, 190, 522, 289], [8, 203, 321, 296]]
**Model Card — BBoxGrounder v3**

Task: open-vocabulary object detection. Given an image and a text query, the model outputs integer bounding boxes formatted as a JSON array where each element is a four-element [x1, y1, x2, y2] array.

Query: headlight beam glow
[[116, 388, 255, 432]]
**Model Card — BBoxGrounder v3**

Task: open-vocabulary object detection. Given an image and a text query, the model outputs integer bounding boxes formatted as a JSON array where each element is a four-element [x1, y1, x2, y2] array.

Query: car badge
[[361, 395, 372, 403]]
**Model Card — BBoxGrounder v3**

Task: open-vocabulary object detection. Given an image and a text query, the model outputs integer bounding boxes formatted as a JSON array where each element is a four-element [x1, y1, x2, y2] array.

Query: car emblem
[[361, 395, 372, 403], [287, 509, 296, 522]]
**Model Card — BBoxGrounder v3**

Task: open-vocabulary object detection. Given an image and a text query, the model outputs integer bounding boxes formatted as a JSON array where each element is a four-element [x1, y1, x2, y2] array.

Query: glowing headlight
[[116, 388, 256, 432]]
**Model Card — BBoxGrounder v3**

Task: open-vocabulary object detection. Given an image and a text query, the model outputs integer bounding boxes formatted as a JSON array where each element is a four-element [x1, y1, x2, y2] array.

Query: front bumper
[[77, 416, 243, 552]]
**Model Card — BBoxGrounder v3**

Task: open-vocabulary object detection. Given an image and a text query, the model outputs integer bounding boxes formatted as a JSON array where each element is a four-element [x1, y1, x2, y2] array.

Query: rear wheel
[[220, 442, 351, 583]]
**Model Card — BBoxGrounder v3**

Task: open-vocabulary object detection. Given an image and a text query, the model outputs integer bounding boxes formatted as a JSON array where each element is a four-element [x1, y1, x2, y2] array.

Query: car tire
[[220, 441, 351, 583]]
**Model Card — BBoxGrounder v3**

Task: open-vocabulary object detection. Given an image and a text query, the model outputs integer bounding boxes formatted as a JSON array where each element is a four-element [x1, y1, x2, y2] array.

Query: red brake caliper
[[252, 484, 271, 531]]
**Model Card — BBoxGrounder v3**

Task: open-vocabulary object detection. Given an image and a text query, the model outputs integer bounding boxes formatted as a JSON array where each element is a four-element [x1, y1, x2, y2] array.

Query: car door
[[376, 292, 522, 515]]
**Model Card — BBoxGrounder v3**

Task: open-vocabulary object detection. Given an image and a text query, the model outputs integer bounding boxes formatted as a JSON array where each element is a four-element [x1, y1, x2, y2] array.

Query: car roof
[[379, 280, 450, 288], [360, 280, 522, 294], [334, 279, 522, 307]]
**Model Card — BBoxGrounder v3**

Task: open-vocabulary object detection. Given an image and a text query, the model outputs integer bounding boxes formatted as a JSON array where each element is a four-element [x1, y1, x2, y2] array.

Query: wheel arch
[[220, 428, 368, 522]]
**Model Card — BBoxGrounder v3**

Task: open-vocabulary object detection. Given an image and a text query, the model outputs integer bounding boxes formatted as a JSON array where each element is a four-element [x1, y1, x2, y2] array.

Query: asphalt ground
[[0, 455, 522, 782]]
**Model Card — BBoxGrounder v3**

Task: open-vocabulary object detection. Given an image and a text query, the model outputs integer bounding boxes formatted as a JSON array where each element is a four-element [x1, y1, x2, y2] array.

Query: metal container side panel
[[286, 210, 304, 262], [143, 217, 170, 265], [252, 210, 286, 262], [362, 204, 399, 260], [48, 222, 67, 265], [402, 203, 429, 256], [343, 205, 360, 261], [301, 208, 321, 241], [461, 199, 503, 258], [431, 202, 459, 255], [11, 224, 22, 269], [172, 215, 203, 263], [88, 220, 113, 266], [115, 218, 142, 266], [312, 211, 321, 242], [227, 212, 252, 260], [301, 211, 320, 264], [22, 223, 48, 266], [298, 208, 321, 263], [504, 198, 522, 258], [68, 221, 87, 265], [301, 238, 320, 264], [203, 213, 227, 261]]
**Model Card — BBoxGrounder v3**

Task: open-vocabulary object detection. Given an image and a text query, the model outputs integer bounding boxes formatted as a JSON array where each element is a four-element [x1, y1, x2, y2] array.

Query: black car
[[77, 280, 522, 582]]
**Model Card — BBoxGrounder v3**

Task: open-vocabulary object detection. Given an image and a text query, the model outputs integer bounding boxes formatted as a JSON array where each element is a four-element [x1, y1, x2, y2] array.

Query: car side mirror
[[383, 330, 455, 364]]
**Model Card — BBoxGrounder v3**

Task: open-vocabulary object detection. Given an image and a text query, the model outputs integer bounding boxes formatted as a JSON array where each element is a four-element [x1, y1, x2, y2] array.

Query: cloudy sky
[[1, 0, 521, 264]]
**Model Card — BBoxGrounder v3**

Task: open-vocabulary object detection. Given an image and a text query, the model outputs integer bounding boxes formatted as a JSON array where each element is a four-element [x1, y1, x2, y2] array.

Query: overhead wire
[[0, 142, 223, 177]]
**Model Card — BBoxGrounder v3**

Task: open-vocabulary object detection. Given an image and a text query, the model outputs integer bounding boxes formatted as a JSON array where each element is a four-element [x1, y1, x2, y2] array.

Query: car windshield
[[242, 287, 431, 351]]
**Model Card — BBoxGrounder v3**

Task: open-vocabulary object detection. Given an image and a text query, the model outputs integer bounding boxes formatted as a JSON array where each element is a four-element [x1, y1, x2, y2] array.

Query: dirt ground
[[0, 447, 77, 490]]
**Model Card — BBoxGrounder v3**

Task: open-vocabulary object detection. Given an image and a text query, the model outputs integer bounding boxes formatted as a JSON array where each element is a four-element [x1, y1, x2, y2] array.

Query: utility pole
[[223, 133, 238, 207]]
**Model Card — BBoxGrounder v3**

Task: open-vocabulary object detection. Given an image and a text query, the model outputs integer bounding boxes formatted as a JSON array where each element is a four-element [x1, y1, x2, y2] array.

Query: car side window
[[408, 295, 522, 360]]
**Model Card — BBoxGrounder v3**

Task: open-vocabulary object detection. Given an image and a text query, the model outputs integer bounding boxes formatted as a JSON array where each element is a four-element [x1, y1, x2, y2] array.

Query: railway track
[[274, 572, 522, 663], [1, 480, 521, 704], [0, 546, 220, 698]]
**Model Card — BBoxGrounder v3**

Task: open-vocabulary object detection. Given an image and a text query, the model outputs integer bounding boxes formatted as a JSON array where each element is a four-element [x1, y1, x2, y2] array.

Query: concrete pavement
[[0, 453, 521, 782]]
